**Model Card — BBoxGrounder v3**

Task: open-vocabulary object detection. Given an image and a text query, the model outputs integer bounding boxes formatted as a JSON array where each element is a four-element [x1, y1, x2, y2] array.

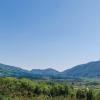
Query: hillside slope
[[0, 63, 31, 78], [0, 61, 100, 78], [62, 61, 100, 78]]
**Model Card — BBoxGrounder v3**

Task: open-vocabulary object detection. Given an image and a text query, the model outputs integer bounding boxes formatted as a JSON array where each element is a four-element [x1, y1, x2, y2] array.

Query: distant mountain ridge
[[62, 61, 100, 78], [0, 61, 100, 79], [31, 68, 59, 76], [0, 63, 31, 78]]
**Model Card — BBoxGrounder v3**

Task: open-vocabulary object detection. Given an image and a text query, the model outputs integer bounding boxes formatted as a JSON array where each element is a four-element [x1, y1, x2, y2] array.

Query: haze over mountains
[[0, 61, 100, 79]]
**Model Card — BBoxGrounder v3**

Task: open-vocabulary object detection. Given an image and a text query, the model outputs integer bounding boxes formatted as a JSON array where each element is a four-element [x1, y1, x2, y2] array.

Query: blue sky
[[0, 0, 100, 71]]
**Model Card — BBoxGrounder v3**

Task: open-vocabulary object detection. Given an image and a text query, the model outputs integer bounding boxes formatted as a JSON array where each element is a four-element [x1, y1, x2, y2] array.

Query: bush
[[76, 89, 86, 99]]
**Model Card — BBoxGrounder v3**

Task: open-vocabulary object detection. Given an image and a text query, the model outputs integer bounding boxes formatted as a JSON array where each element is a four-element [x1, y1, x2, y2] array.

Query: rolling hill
[[0, 63, 31, 78], [62, 61, 100, 78], [0, 61, 100, 79], [31, 68, 59, 75]]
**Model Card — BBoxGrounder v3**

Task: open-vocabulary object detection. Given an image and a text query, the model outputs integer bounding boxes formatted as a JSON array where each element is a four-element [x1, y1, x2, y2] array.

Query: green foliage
[[76, 89, 87, 99], [86, 90, 93, 100], [0, 77, 99, 100], [95, 92, 100, 100]]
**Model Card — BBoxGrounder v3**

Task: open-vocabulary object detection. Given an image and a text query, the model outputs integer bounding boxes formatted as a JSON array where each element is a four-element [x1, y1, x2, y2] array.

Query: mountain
[[0, 63, 60, 79], [62, 61, 100, 78], [0, 61, 100, 79], [0, 63, 31, 78], [31, 68, 59, 76], [30, 68, 60, 79]]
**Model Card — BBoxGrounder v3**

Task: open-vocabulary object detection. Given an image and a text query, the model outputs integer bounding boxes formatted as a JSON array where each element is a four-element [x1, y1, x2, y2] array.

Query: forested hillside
[[1, 61, 100, 79]]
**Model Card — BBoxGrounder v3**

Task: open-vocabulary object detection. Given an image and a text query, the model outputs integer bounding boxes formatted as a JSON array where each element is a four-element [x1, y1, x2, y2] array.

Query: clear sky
[[0, 0, 100, 71]]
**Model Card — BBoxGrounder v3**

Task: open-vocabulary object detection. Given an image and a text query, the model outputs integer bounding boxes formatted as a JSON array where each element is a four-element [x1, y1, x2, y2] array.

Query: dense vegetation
[[0, 77, 100, 100]]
